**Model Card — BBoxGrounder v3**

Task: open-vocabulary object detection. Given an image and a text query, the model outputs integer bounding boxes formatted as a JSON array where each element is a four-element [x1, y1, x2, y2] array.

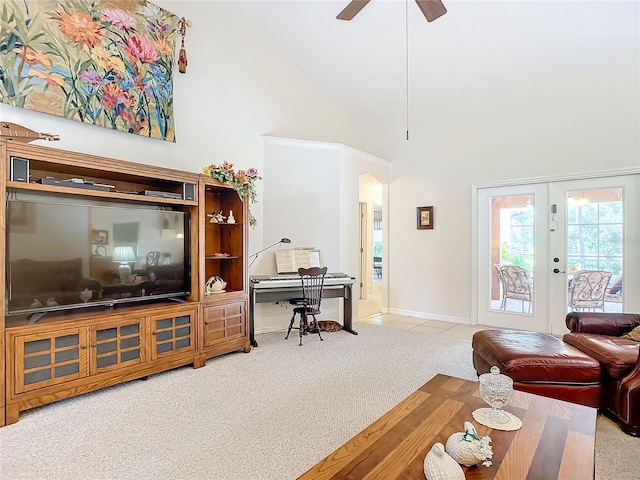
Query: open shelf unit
[[197, 176, 250, 362]]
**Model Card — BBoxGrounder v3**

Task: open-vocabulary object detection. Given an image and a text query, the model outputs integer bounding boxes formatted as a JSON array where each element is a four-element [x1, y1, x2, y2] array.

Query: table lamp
[[112, 246, 136, 284]]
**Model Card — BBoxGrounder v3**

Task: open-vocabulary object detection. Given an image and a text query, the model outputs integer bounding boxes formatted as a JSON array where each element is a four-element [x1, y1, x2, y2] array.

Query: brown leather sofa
[[472, 329, 602, 407], [472, 312, 640, 436], [563, 312, 640, 436]]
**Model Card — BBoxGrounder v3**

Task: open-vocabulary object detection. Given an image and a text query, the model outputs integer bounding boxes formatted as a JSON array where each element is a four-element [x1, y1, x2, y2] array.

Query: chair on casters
[[285, 266, 327, 346]]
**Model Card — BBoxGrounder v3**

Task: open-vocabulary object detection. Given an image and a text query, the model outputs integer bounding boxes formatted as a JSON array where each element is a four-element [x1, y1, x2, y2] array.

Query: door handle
[[553, 268, 565, 274]]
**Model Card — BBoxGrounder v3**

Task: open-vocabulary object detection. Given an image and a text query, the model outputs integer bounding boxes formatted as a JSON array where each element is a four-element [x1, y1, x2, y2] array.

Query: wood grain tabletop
[[298, 374, 596, 480]]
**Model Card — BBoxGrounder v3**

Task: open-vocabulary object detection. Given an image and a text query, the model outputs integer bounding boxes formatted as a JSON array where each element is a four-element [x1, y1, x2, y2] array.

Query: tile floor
[[358, 312, 489, 340]]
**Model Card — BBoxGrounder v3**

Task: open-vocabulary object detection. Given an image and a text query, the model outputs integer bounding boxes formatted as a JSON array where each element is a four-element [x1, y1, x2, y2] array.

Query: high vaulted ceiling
[[228, 1, 639, 142]]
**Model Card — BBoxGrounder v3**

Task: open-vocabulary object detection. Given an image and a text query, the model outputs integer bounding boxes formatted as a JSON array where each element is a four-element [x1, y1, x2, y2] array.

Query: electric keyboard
[[250, 272, 355, 289], [249, 272, 358, 347]]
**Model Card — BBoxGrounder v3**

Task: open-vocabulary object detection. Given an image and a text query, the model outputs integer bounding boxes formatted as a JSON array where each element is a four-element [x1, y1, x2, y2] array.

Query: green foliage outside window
[[499, 201, 623, 276], [567, 201, 622, 274], [500, 242, 534, 272]]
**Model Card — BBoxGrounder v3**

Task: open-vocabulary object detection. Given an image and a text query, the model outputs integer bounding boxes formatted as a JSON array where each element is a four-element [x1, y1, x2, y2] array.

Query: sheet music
[[275, 249, 320, 273]]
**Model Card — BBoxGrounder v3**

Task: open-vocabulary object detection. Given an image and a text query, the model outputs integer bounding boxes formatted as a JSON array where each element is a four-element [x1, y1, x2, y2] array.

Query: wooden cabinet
[[197, 176, 250, 362], [0, 140, 249, 427], [5, 304, 197, 424], [91, 318, 146, 373], [150, 311, 195, 360], [14, 327, 89, 394], [202, 300, 249, 358], [13, 317, 145, 395]]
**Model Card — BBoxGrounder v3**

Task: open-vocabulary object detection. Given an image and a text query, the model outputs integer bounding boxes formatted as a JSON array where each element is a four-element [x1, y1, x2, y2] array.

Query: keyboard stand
[[249, 282, 357, 347]]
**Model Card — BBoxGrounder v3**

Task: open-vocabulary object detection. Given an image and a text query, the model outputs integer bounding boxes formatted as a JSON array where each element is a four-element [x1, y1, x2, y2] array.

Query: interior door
[[477, 184, 549, 332], [549, 175, 640, 333], [358, 201, 367, 299]]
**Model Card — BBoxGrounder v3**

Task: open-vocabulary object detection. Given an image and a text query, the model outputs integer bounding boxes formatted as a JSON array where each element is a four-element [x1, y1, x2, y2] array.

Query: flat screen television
[[6, 194, 191, 320]]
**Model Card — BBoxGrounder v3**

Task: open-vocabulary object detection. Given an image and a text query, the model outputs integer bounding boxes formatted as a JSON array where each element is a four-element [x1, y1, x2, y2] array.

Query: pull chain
[[405, 0, 409, 141]]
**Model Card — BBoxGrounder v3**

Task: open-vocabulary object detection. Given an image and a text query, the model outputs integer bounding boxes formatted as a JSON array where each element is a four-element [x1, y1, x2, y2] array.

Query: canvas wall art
[[0, 0, 180, 142]]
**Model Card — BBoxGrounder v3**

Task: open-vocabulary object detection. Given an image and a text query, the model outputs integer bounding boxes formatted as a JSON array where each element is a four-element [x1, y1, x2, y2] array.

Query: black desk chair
[[285, 266, 327, 346]]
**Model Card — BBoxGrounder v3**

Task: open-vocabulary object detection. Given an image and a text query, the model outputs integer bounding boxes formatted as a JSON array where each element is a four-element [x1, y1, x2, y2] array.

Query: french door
[[477, 174, 639, 334], [477, 184, 549, 331], [548, 175, 639, 332]]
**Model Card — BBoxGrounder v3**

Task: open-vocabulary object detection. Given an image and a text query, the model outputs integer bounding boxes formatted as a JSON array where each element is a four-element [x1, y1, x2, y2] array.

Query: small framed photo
[[417, 206, 434, 230], [92, 229, 109, 245]]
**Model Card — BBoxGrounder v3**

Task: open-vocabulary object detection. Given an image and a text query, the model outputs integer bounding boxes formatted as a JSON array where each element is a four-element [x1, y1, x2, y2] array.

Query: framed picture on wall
[[91, 229, 109, 245], [417, 206, 434, 230]]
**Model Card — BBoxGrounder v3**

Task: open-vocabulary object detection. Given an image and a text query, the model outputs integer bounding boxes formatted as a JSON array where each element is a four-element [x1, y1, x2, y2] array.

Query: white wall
[[385, 58, 640, 324], [253, 137, 389, 333]]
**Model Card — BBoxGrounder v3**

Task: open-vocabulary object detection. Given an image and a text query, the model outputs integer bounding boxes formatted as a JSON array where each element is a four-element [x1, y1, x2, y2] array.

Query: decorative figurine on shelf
[[227, 210, 236, 224], [445, 421, 493, 467], [207, 211, 227, 223], [205, 276, 227, 294], [423, 443, 465, 480]]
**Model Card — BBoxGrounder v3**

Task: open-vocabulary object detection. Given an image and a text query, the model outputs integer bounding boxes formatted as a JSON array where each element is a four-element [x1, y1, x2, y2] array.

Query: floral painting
[[0, 0, 180, 141]]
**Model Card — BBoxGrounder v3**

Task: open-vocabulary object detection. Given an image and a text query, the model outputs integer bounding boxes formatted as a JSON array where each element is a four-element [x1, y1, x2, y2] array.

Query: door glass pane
[[55, 363, 79, 378], [489, 195, 535, 313], [121, 350, 140, 362], [24, 339, 51, 354], [24, 369, 51, 385], [566, 188, 623, 313]]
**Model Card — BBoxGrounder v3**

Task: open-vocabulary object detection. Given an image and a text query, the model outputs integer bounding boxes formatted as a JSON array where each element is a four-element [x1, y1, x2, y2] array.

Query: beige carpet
[[0, 322, 637, 479]]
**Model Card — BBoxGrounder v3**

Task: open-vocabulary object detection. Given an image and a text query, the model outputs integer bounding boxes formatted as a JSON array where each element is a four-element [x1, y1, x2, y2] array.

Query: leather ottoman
[[472, 329, 602, 407]]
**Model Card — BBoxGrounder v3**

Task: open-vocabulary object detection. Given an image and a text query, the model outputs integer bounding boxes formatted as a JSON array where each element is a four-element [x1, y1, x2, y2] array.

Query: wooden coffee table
[[298, 374, 596, 479]]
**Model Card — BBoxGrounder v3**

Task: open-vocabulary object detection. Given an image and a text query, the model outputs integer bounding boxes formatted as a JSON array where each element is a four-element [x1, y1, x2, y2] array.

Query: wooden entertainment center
[[0, 139, 250, 427]]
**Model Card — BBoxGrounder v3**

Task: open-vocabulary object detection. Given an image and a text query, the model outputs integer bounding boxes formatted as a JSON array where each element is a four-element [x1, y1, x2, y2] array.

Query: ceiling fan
[[337, 0, 447, 22]]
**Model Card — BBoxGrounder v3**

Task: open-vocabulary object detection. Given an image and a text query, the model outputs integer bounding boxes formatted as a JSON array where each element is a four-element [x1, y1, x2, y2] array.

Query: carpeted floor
[[0, 322, 637, 479]]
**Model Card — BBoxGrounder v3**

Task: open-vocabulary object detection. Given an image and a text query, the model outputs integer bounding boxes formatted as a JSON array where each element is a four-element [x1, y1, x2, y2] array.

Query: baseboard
[[386, 308, 469, 325]]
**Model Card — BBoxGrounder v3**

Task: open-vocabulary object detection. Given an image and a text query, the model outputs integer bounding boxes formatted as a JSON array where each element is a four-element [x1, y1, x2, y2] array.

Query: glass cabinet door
[[150, 310, 195, 359], [90, 318, 145, 373], [15, 329, 89, 394]]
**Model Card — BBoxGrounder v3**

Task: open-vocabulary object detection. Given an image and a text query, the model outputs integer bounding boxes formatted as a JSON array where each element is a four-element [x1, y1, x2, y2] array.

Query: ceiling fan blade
[[415, 0, 447, 22], [337, 0, 371, 21]]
